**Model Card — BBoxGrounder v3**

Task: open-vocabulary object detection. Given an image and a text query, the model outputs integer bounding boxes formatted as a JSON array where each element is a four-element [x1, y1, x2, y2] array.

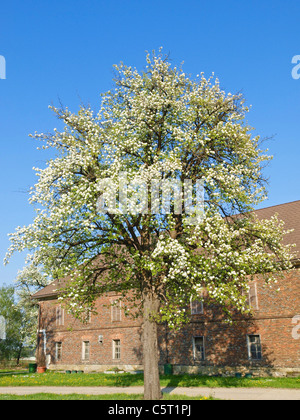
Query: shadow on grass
[[160, 374, 255, 388], [104, 373, 145, 387], [159, 374, 300, 389], [0, 371, 28, 377]]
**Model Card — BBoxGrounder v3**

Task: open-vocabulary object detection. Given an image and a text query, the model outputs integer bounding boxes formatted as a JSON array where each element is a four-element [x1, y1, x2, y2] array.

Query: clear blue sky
[[1, 0, 300, 286]]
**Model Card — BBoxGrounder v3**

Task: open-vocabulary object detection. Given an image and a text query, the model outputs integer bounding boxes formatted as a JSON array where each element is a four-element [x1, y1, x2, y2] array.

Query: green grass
[[162, 374, 300, 389], [0, 371, 299, 389], [0, 393, 214, 400]]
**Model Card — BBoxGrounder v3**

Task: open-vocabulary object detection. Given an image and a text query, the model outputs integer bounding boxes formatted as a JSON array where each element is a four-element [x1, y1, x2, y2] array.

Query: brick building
[[33, 201, 300, 376]]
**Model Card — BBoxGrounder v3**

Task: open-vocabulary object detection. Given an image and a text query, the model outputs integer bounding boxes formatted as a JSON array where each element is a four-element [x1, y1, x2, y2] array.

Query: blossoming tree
[[5, 51, 294, 399]]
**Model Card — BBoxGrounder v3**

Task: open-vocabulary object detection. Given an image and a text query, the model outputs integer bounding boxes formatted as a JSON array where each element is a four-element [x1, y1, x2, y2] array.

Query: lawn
[[0, 371, 299, 389]]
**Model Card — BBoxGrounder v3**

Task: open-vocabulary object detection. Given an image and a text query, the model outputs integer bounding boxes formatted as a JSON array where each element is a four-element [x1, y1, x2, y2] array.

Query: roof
[[32, 200, 300, 300], [253, 200, 300, 259], [32, 276, 71, 300]]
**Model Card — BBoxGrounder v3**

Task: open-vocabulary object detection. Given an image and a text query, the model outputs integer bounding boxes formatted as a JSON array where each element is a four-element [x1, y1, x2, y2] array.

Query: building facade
[[33, 201, 300, 376]]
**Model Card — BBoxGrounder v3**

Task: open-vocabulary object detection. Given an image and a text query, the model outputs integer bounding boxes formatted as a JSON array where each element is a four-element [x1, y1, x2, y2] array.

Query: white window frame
[[84, 308, 92, 323], [247, 334, 262, 360], [56, 305, 64, 326], [82, 341, 90, 361], [248, 282, 259, 310], [111, 299, 122, 322], [112, 339, 121, 360], [55, 342, 62, 361], [193, 336, 205, 361], [190, 293, 204, 315]]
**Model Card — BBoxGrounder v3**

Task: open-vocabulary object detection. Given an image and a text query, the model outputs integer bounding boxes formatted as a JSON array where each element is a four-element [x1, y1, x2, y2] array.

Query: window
[[193, 336, 205, 361], [82, 341, 90, 361], [84, 309, 91, 323], [55, 342, 62, 361], [190, 293, 204, 315], [113, 339, 121, 360], [111, 300, 122, 322], [247, 335, 262, 360], [56, 305, 64, 326], [249, 282, 259, 310]]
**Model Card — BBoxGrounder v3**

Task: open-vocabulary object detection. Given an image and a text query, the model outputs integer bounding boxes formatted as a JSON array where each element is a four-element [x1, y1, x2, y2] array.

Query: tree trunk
[[16, 345, 23, 366], [142, 291, 162, 400]]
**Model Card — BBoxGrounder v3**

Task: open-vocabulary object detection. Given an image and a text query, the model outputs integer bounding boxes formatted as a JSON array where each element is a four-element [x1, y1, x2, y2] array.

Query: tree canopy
[[5, 50, 295, 399]]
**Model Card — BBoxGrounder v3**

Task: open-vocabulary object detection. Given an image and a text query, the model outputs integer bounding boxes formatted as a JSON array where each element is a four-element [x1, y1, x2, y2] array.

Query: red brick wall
[[37, 268, 300, 374], [38, 292, 143, 369], [157, 269, 300, 371]]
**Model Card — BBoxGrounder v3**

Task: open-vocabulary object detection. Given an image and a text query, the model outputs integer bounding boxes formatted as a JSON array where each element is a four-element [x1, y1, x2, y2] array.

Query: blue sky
[[1, 0, 300, 286]]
